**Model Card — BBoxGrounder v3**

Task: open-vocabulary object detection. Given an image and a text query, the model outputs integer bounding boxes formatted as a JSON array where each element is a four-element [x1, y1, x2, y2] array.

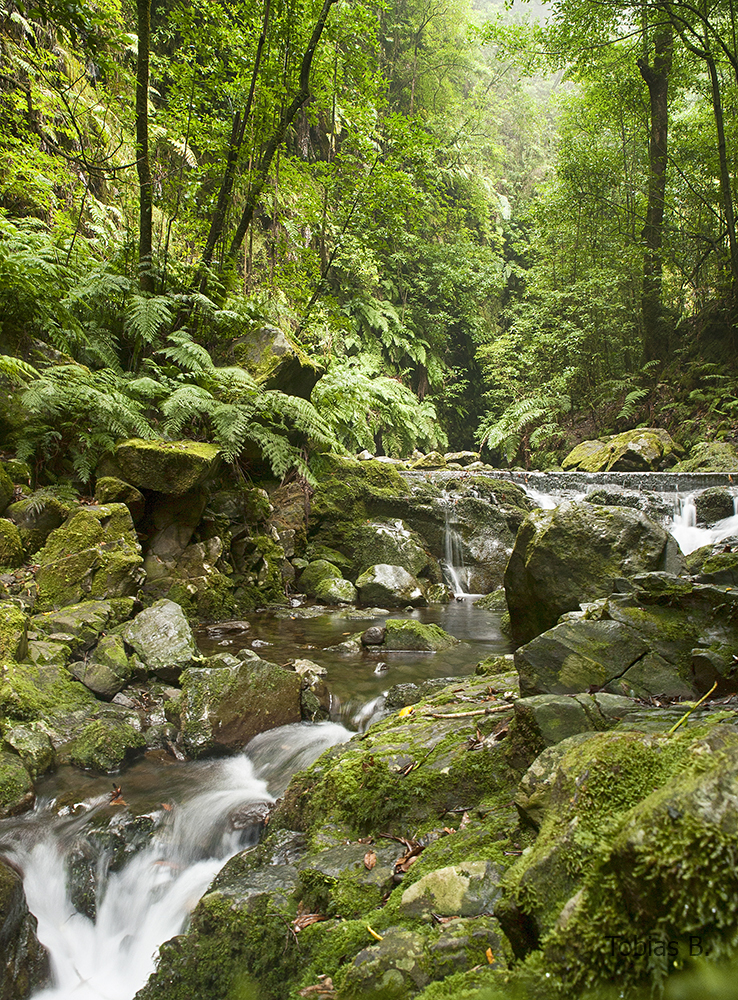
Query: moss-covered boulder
[[504, 502, 684, 646], [382, 619, 459, 652], [179, 653, 302, 757], [0, 751, 34, 817], [353, 520, 435, 578], [35, 504, 144, 611], [31, 597, 137, 655], [68, 634, 134, 699], [6, 491, 71, 555], [313, 577, 358, 604], [562, 428, 678, 472], [694, 485, 735, 523], [231, 322, 321, 395], [0, 859, 50, 999], [539, 728, 738, 993], [60, 718, 146, 772], [110, 438, 221, 495], [356, 564, 426, 608], [411, 452, 448, 470], [512, 692, 635, 749], [673, 440, 738, 472], [398, 861, 502, 920], [0, 603, 28, 661], [120, 599, 197, 682], [4, 725, 55, 780], [94, 476, 146, 523], [299, 559, 342, 596], [0, 520, 23, 568]]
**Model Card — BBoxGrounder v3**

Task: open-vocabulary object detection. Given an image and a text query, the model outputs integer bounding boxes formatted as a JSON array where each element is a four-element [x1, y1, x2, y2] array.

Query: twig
[[424, 704, 514, 719], [667, 681, 718, 736]]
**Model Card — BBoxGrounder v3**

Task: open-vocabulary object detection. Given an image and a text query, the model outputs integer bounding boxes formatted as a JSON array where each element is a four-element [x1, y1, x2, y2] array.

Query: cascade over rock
[[0, 859, 49, 999]]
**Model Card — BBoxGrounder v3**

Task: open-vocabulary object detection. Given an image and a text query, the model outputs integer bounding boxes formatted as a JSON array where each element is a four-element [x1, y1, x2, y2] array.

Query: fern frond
[[617, 388, 649, 422], [158, 331, 214, 373], [0, 354, 39, 383], [124, 294, 173, 347]]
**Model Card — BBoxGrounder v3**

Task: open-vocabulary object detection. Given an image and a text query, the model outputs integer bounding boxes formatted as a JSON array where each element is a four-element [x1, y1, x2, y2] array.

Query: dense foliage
[[1, 0, 738, 477]]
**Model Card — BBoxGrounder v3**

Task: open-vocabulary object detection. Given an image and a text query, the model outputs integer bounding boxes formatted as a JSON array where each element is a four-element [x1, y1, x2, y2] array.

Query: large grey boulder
[[110, 439, 221, 495], [355, 564, 426, 607], [120, 599, 197, 682], [353, 520, 435, 578], [179, 654, 301, 757], [562, 428, 678, 472], [504, 502, 684, 646]]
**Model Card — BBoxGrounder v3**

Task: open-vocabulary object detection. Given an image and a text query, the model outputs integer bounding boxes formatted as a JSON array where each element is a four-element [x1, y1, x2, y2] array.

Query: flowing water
[[2, 600, 509, 1000]]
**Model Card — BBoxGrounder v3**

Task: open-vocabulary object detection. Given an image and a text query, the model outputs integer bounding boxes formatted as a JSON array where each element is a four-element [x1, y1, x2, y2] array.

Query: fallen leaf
[[161, 802, 172, 811], [398, 706, 415, 718], [367, 925, 383, 941], [364, 851, 377, 870], [486, 947, 495, 964], [293, 913, 326, 932]]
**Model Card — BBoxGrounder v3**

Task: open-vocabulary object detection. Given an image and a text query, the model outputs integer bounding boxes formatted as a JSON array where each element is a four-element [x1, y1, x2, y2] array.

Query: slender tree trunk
[[638, 22, 672, 362], [226, 0, 339, 267], [706, 55, 738, 290], [198, 0, 271, 286], [136, 0, 153, 292]]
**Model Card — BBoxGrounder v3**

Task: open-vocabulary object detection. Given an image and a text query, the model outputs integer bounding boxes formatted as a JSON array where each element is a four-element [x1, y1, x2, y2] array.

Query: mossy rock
[[473, 589, 507, 613], [112, 438, 221, 495], [356, 564, 426, 608], [0, 751, 34, 817], [120, 599, 197, 682], [68, 634, 133, 699], [231, 322, 322, 395], [562, 428, 678, 473], [313, 577, 358, 604], [353, 520, 434, 578], [0, 519, 23, 568], [540, 730, 738, 993], [299, 559, 342, 596], [0, 657, 95, 726], [383, 619, 459, 652], [31, 597, 137, 654], [673, 440, 738, 472], [6, 492, 71, 555], [0, 464, 13, 516], [504, 502, 684, 646], [2, 459, 31, 486], [94, 476, 146, 523], [35, 504, 144, 611], [60, 719, 146, 772], [4, 725, 55, 780], [0, 602, 28, 660]]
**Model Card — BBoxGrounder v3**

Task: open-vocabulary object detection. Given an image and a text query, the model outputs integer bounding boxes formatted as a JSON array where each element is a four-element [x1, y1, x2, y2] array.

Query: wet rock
[[693, 485, 735, 523], [0, 752, 34, 817], [0, 520, 23, 569], [512, 693, 634, 749], [0, 858, 50, 999], [425, 583, 452, 603], [343, 926, 431, 994], [94, 477, 146, 524], [229, 800, 272, 832], [179, 656, 301, 757], [562, 428, 678, 472], [200, 620, 251, 639], [504, 502, 685, 646], [399, 861, 502, 920], [356, 564, 426, 608], [120, 599, 198, 682], [695, 541, 738, 586], [361, 625, 386, 646], [35, 504, 144, 611], [112, 438, 221, 495], [382, 618, 458, 651], [444, 451, 480, 466], [231, 322, 321, 396]]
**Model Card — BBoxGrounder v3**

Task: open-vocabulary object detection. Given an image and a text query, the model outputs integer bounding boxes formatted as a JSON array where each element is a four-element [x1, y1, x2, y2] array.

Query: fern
[[0, 353, 39, 383], [124, 294, 174, 354], [477, 394, 570, 465], [157, 331, 214, 373], [617, 388, 649, 422]]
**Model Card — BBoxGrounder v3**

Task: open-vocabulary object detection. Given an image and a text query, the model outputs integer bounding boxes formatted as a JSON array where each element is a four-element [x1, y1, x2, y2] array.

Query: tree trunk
[[225, 0, 339, 267], [638, 21, 672, 362], [706, 54, 738, 290], [136, 0, 153, 292]]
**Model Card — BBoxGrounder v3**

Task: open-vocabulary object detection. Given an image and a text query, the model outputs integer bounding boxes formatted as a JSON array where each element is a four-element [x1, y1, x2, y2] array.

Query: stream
[[3, 472, 738, 999]]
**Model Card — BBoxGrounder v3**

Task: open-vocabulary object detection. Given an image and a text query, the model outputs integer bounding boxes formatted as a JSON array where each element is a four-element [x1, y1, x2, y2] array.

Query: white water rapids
[[5, 722, 351, 1000]]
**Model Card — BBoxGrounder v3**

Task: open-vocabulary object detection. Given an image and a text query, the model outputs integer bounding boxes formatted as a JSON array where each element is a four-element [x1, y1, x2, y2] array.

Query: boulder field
[[1, 442, 738, 997]]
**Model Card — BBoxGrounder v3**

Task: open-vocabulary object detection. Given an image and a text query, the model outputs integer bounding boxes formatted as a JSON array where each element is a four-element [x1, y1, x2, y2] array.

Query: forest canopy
[[1, 0, 738, 479]]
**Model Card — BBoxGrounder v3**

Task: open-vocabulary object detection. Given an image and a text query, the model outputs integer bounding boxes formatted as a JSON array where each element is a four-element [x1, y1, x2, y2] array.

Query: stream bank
[[2, 444, 738, 998]]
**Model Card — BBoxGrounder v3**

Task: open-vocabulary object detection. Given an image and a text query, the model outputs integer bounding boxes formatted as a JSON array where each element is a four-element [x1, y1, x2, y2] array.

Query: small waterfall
[[5, 722, 351, 1000], [442, 501, 468, 596], [669, 491, 738, 554]]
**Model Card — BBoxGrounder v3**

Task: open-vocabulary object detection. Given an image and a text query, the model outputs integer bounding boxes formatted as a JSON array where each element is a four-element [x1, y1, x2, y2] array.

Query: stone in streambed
[[60, 718, 146, 772], [352, 519, 434, 578], [179, 656, 301, 757], [0, 752, 34, 817], [313, 577, 357, 604], [693, 485, 735, 523], [120, 599, 197, 682], [68, 634, 134, 699], [31, 598, 137, 654], [382, 618, 458, 651], [562, 428, 678, 473], [356, 564, 426, 608], [298, 559, 342, 596]]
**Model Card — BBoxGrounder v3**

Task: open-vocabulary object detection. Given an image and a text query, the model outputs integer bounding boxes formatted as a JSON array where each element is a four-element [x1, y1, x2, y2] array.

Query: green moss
[[62, 719, 146, 772], [0, 603, 28, 660], [0, 659, 95, 722], [0, 750, 33, 816], [0, 519, 23, 568], [383, 619, 459, 652]]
